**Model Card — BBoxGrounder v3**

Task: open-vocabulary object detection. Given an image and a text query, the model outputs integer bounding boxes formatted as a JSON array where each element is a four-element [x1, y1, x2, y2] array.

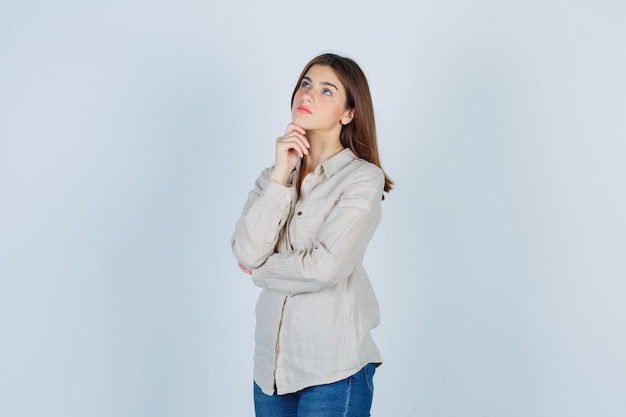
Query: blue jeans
[[253, 363, 376, 417]]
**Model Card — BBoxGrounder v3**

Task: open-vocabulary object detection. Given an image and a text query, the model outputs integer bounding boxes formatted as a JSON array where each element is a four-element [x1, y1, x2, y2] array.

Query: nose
[[302, 91, 312, 103]]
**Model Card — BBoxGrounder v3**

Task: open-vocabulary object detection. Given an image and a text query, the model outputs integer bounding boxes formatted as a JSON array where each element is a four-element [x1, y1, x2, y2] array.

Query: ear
[[341, 108, 355, 125]]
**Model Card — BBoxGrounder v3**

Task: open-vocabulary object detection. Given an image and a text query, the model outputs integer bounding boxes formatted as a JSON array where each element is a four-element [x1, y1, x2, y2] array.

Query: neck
[[302, 130, 344, 171]]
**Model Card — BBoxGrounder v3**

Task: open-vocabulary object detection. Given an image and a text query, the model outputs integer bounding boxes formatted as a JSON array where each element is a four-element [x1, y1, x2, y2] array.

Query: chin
[[292, 116, 312, 130]]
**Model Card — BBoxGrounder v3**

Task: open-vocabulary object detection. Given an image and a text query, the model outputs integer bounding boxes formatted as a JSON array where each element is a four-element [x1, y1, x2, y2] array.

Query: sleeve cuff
[[263, 180, 296, 205]]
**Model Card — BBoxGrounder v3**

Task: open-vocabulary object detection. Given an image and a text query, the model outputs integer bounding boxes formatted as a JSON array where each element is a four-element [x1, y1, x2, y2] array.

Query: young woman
[[232, 53, 393, 417]]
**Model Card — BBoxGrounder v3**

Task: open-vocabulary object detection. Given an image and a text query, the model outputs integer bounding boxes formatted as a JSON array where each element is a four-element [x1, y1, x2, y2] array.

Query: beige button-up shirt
[[232, 148, 384, 395]]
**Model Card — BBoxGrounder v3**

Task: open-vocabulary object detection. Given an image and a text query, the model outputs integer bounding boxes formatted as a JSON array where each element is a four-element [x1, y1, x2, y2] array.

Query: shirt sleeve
[[231, 167, 297, 269], [250, 165, 384, 296]]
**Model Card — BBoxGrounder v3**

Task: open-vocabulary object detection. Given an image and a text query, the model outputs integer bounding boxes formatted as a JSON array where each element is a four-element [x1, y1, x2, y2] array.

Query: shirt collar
[[316, 148, 357, 178], [290, 148, 358, 186]]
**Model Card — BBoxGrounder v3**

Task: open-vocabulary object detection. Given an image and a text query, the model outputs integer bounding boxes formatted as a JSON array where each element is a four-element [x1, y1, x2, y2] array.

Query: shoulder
[[337, 149, 383, 181], [333, 158, 384, 204], [346, 158, 384, 189]]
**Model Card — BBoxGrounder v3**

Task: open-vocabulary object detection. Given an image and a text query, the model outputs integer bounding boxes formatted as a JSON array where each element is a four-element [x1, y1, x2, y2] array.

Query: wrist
[[270, 167, 290, 185]]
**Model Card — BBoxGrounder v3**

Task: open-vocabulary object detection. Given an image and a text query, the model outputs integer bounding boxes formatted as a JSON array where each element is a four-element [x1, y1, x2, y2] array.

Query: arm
[[250, 165, 384, 296], [232, 124, 310, 268], [231, 168, 296, 269]]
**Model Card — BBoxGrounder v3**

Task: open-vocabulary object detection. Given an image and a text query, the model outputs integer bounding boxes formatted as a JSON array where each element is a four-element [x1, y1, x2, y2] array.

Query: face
[[291, 65, 355, 134]]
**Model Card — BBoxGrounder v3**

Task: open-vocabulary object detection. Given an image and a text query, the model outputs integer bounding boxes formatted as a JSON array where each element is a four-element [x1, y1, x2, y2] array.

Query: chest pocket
[[291, 198, 338, 246]]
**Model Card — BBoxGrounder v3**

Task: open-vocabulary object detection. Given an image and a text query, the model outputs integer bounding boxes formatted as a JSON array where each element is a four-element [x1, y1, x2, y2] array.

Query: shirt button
[[297, 211, 302, 216]]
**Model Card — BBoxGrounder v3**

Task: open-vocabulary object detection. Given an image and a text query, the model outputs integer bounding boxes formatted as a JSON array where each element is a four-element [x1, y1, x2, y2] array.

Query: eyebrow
[[303, 76, 339, 92]]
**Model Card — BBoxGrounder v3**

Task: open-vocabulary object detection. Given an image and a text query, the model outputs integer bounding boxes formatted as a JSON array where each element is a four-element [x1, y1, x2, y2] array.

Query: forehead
[[303, 65, 344, 90]]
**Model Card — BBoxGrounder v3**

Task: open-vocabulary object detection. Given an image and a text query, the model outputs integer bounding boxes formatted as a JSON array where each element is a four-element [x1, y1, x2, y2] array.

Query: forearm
[[232, 175, 296, 268], [251, 199, 381, 295]]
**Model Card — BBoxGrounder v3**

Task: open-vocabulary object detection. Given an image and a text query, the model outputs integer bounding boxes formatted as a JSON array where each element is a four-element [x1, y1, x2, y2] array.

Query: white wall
[[1, 1, 624, 416]]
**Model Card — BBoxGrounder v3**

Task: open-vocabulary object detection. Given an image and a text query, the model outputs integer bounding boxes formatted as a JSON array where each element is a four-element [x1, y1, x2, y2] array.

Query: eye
[[302, 81, 311, 88], [322, 88, 332, 96]]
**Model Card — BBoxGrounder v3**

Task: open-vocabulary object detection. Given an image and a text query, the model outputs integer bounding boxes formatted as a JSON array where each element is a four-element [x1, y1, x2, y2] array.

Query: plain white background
[[1, 1, 625, 416]]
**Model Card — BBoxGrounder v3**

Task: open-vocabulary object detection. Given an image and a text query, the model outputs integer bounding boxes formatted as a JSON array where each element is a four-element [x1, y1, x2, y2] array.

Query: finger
[[279, 132, 310, 150], [280, 141, 307, 157], [238, 263, 252, 274], [285, 123, 307, 136], [277, 136, 309, 156]]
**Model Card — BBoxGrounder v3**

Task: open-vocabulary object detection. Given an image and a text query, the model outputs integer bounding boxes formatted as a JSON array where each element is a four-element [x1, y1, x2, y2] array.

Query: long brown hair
[[291, 53, 394, 195]]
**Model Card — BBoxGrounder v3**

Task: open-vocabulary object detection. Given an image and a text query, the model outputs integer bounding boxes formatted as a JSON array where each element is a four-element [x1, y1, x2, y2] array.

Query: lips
[[297, 105, 312, 114]]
